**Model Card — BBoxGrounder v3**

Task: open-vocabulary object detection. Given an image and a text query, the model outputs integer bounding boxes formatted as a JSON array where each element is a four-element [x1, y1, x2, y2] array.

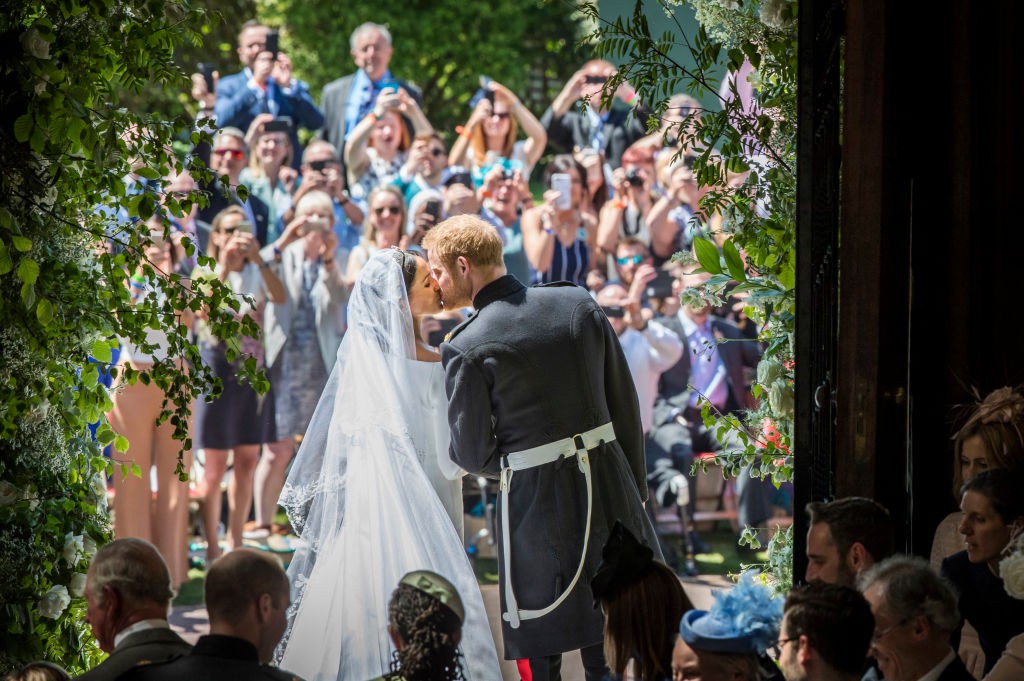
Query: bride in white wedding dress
[[276, 249, 501, 681]]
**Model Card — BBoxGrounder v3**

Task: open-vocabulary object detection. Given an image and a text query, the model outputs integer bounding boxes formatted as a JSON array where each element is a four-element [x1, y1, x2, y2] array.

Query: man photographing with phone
[[541, 59, 652, 168], [208, 21, 323, 168]]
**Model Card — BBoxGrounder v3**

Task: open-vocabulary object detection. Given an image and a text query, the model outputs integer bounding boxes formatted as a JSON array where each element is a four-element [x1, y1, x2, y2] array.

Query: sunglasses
[[212, 148, 245, 159], [584, 75, 608, 84], [488, 111, 512, 120], [374, 205, 402, 217], [430, 148, 446, 157], [616, 255, 645, 266]]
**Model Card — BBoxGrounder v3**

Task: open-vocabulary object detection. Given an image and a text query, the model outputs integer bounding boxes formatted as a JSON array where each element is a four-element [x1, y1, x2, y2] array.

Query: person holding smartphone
[[255, 190, 348, 540], [210, 22, 323, 168], [541, 59, 652, 169], [521, 154, 598, 287]]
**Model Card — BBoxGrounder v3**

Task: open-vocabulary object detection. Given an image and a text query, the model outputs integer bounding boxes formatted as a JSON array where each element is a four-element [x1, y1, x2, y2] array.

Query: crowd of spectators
[[78, 15, 1024, 681]]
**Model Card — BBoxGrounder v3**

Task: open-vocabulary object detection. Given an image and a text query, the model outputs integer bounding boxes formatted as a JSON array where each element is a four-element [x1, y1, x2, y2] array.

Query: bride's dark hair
[[390, 248, 419, 291], [387, 584, 465, 681]]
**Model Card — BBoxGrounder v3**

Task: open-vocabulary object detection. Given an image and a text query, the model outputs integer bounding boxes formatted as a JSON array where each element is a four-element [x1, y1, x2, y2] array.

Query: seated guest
[[776, 582, 874, 681], [672, 572, 784, 681], [804, 497, 893, 587], [368, 570, 467, 681], [7, 662, 70, 681], [123, 549, 300, 679], [590, 522, 694, 681], [941, 470, 1024, 675], [77, 538, 191, 680], [858, 555, 974, 681]]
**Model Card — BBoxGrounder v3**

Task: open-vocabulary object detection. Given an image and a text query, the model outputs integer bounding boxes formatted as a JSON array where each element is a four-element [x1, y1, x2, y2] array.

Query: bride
[[276, 249, 501, 681]]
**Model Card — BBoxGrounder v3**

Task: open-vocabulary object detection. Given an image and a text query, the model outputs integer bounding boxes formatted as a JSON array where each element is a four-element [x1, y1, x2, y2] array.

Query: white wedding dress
[[276, 251, 500, 681]]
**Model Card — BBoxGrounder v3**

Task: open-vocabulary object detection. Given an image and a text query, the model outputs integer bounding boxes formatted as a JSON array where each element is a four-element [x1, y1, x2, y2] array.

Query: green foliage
[[1, 0, 266, 670], [254, 0, 586, 141], [585, 0, 797, 591]]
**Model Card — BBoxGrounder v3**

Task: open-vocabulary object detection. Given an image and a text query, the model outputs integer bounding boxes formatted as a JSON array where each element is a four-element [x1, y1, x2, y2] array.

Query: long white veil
[[276, 249, 500, 681]]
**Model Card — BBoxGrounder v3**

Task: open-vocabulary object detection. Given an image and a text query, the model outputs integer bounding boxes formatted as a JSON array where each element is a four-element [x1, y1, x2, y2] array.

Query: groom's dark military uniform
[[440, 276, 660, 678]]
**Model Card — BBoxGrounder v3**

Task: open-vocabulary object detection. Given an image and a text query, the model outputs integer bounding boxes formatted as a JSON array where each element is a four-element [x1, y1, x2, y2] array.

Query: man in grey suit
[[76, 539, 190, 680], [424, 215, 660, 681], [318, 22, 422, 154]]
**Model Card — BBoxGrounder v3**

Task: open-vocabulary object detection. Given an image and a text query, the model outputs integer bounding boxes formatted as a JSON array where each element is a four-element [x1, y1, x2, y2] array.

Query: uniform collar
[[192, 634, 260, 662], [472, 274, 524, 310]]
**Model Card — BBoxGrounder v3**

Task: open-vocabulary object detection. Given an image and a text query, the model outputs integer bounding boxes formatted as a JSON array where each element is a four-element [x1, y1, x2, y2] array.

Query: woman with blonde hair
[[345, 185, 408, 285], [240, 114, 296, 243], [449, 80, 547, 184]]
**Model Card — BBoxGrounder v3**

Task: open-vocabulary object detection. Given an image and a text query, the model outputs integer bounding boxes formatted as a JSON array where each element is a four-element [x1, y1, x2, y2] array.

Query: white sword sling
[[498, 421, 616, 629]]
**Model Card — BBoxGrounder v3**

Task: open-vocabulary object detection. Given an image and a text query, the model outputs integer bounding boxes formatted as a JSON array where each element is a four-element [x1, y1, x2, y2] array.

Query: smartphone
[[378, 79, 401, 94], [309, 159, 330, 172], [551, 173, 572, 211], [427, 318, 460, 347], [263, 117, 292, 134], [197, 62, 216, 93], [265, 30, 280, 59], [304, 217, 329, 233], [424, 198, 442, 222], [645, 270, 675, 299], [601, 305, 625, 319], [235, 220, 253, 234]]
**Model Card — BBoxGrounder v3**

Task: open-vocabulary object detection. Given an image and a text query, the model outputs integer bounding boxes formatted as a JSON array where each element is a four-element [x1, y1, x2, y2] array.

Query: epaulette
[[441, 312, 475, 344]]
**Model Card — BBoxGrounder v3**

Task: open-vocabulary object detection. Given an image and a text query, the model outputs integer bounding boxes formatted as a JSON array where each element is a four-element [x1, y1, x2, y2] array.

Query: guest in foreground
[[857, 555, 974, 681], [775, 582, 873, 681], [368, 570, 467, 681], [78, 538, 190, 681], [590, 521, 693, 681], [672, 572, 784, 681], [122, 549, 301, 680]]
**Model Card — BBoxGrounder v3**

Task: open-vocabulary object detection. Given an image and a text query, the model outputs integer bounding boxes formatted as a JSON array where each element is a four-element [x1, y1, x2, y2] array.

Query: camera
[[601, 305, 625, 319], [265, 31, 279, 59], [197, 62, 216, 93], [625, 168, 644, 187], [263, 117, 293, 134], [304, 217, 329, 233], [309, 159, 330, 172]]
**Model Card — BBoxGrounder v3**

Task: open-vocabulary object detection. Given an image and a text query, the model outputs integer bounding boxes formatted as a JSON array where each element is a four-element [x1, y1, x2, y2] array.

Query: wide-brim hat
[[678, 572, 783, 656]]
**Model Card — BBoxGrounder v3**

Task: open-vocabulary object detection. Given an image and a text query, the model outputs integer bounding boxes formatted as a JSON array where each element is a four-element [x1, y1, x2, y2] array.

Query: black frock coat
[[440, 275, 661, 660]]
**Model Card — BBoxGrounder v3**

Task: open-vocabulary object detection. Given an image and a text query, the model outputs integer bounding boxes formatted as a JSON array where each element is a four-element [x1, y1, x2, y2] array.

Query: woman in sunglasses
[[193, 206, 285, 564], [448, 79, 547, 185], [345, 185, 408, 285]]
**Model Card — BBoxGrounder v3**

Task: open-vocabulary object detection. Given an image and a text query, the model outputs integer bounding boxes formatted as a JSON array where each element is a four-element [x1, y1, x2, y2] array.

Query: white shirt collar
[[114, 618, 170, 649], [916, 649, 957, 681]]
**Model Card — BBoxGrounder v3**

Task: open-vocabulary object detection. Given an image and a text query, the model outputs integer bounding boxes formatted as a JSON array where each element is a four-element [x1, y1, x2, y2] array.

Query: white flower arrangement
[[62, 532, 84, 567], [1000, 530, 1024, 600], [37, 585, 71, 619], [69, 573, 88, 598]]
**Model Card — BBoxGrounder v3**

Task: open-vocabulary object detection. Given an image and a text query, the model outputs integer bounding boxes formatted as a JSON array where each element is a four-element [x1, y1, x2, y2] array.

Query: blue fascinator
[[679, 572, 783, 655]]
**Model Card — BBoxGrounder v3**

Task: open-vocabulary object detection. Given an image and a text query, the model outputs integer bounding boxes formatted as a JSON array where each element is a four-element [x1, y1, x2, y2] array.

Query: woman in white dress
[[275, 249, 501, 681]]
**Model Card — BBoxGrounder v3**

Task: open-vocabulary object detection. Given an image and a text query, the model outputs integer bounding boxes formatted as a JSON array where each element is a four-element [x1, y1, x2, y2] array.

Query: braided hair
[[387, 583, 466, 681]]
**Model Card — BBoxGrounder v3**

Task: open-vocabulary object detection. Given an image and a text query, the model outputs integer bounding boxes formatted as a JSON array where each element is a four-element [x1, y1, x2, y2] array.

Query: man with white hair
[[856, 555, 974, 681], [319, 22, 423, 152], [77, 538, 190, 680]]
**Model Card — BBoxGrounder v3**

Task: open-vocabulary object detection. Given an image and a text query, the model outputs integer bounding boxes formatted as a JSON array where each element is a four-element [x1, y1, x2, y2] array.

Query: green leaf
[[135, 166, 161, 181], [13, 115, 33, 143], [11, 235, 32, 252], [722, 239, 746, 281], [692, 236, 722, 275], [36, 297, 55, 325], [90, 339, 112, 364], [95, 424, 115, 446], [17, 258, 40, 285], [20, 282, 37, 309], [0, 239, 12, 275], [114, 436, 130, 454]]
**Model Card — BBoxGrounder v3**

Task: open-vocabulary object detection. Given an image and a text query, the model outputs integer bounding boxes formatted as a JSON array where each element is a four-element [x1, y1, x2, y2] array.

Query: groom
[[423, 216, 661, 681]]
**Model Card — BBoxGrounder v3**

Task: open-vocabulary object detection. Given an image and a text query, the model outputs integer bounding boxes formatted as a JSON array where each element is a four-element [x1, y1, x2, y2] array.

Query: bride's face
[[407, 256, 443, 316]]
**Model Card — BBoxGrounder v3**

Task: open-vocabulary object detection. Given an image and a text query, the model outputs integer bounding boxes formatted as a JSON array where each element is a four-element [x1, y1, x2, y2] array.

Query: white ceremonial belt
[[498, 421, 617, 630]]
